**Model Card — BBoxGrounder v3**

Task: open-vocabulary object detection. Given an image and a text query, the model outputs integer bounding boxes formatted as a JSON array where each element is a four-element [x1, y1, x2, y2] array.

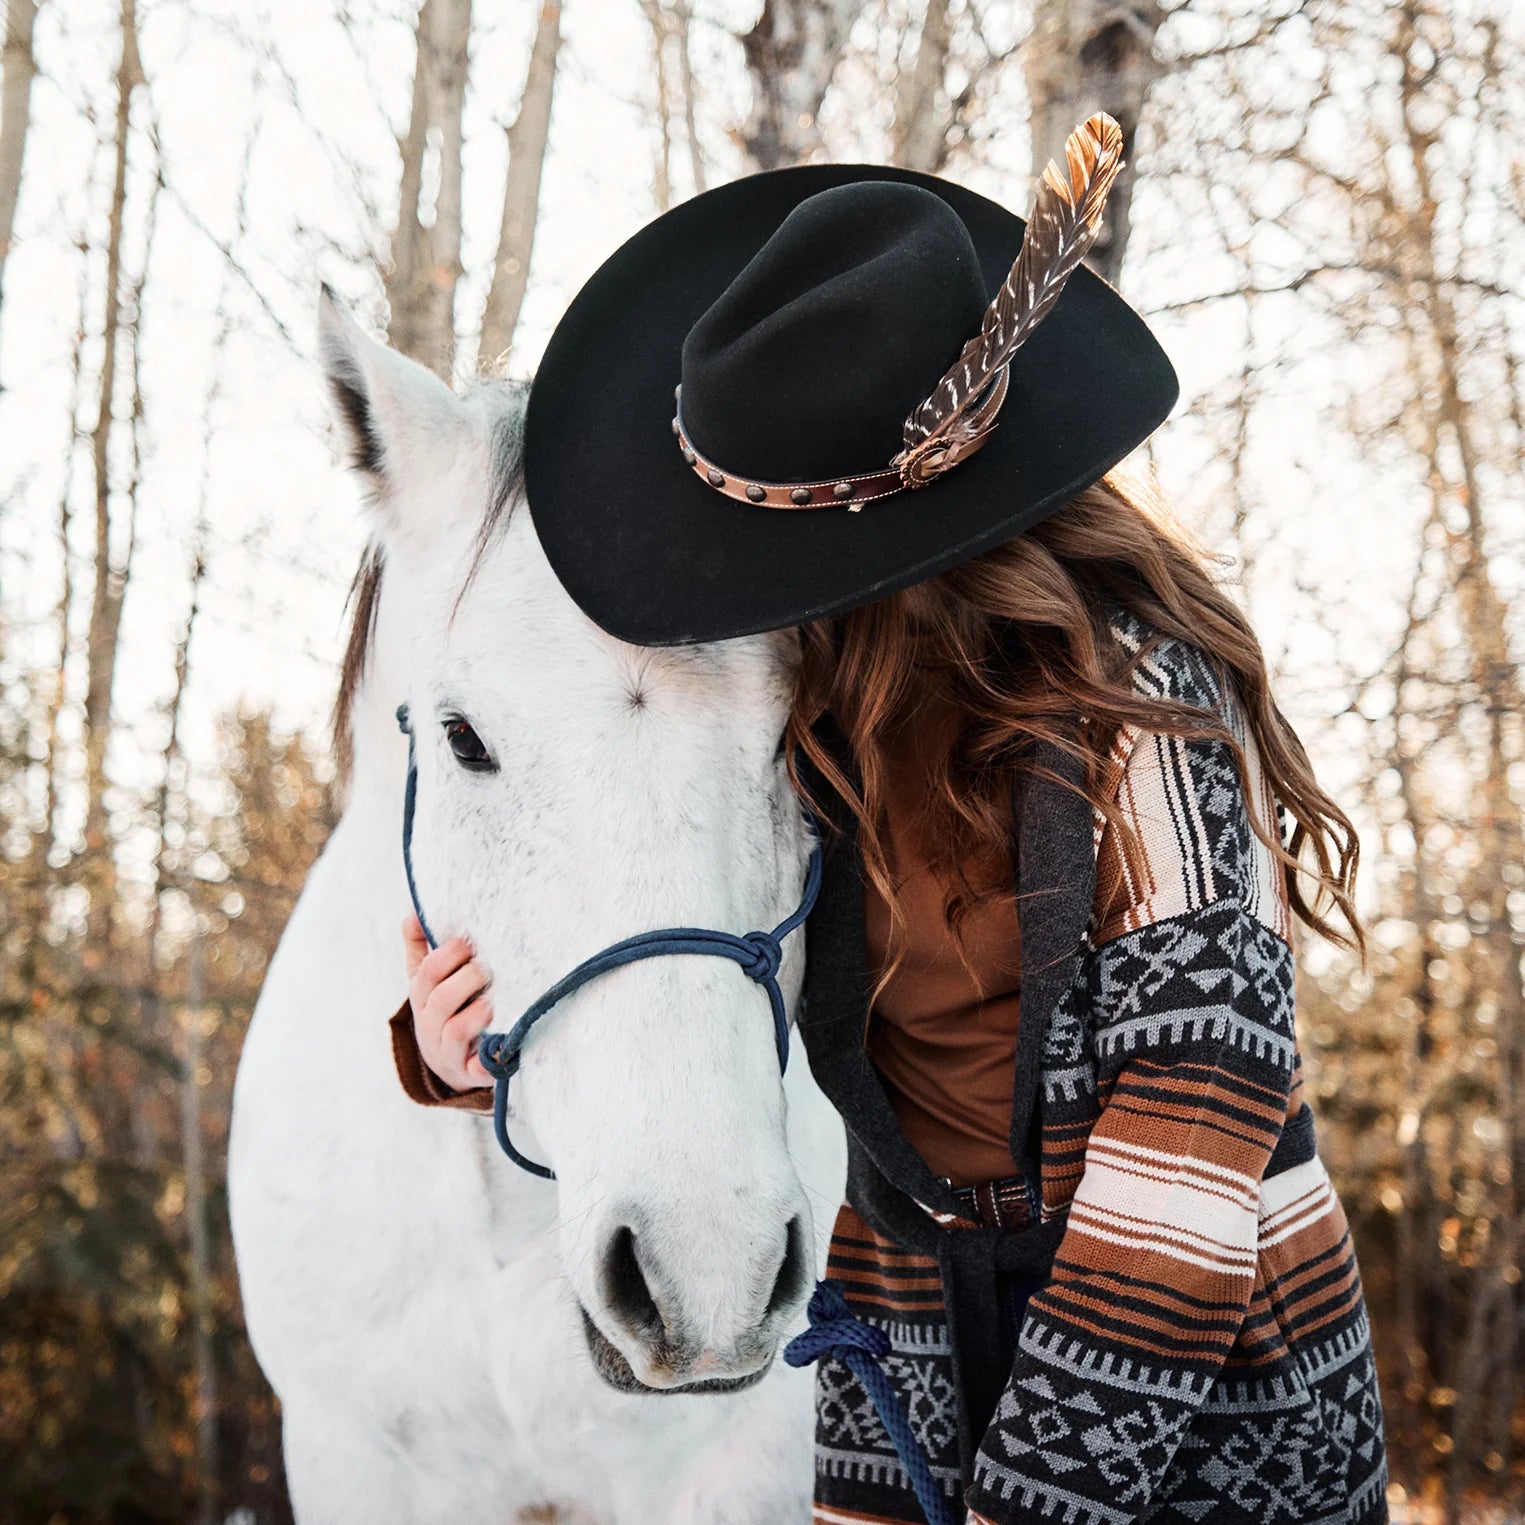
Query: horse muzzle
[[578, 1309, 776, 1395], [577, 1207, 811, 1394]]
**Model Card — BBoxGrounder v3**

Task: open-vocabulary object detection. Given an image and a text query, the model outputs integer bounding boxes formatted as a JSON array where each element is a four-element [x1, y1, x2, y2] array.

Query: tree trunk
[[1490, 327, 1525, 1481], [479, 0, 560, 368], [1392, 10, 1525, 1507], [890, 0, 954, 172], [737, 0, 859, 171], [1389, 563, 1444, 1465], [385, 0, 472, 379], [82, 0, 142, 924], [0, 0, 37, 380], [1022, 0, 1165, 287], [36, 268, 88, 880], [640, 0, 673, 213], [180, 932, 217, 1525], [675, 1, 706, 195], [146, 397, 213, 1515]]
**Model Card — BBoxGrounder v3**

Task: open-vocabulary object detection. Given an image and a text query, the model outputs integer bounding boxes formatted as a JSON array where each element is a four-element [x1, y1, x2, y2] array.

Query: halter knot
[[477, 1031, 518, 1079], [737, 930, 783, 983], [784, 1281, 892, 1366]]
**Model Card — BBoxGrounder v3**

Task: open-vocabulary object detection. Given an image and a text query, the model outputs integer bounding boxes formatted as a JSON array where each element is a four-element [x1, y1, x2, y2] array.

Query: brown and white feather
[[898, 114, 1125, 464]]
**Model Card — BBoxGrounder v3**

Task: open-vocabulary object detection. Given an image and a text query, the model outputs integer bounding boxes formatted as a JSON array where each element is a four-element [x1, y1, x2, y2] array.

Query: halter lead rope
[[785, 1282, 958, 1525], [396, 703, 821, 1180]]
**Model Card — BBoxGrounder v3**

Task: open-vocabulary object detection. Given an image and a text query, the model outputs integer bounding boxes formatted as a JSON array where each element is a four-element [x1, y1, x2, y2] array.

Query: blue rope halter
[[396, 703, 822, 1180], [785, 1281, 957, 1525]]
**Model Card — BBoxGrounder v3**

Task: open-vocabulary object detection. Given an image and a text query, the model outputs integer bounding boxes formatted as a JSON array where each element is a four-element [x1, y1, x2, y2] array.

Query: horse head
[[318, 293, 816, 1394]]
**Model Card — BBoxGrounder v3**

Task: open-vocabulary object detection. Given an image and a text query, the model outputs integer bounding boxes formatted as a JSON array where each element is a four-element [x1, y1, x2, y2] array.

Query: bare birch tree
[[640, 0, 708, 211], [889, 0, 954, 171], [883, 0, 1018, 177], [34, 261, 89, 887], [0, 0, 37, 379], [1023, 0, 1164, 285], [1387, 9, 1524, 1509], [737, 0, 860, 170], [81, 0, 145, 927], [675, 1, 706, 195], [641, 0, 674, 211], [479, 0, 560, 368], [385, 0, 471, 378]]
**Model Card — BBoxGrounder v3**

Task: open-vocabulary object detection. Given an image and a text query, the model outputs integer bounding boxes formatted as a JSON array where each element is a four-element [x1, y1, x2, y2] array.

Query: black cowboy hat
[[524, 116, 1178, 647]]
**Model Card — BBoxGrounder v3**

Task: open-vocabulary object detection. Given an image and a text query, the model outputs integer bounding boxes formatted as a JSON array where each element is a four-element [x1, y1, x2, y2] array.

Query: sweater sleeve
[[966, 638, 1298, 1525], [388, 999, 495, 1113]]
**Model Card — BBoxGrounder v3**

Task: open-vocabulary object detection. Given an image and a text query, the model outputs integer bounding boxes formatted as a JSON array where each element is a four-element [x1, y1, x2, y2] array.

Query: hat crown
[[679, 181, 987, 483]]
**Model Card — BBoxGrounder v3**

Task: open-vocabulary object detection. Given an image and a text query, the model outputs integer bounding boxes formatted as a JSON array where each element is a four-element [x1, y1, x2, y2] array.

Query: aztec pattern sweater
[[802, 616, 1387, 1525]]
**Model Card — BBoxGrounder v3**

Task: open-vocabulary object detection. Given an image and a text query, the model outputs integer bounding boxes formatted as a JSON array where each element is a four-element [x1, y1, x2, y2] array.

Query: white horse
[[229, 293, 846, 1524]]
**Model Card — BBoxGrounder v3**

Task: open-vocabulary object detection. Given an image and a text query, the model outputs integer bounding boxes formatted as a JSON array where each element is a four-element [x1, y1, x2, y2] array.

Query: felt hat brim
[[524, 163, 1178, 647]]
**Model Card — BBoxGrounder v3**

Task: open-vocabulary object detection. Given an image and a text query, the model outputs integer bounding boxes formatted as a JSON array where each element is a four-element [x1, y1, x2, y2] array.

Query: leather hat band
[[673, 388, 903, 512], [672, 378, 1005, 512]]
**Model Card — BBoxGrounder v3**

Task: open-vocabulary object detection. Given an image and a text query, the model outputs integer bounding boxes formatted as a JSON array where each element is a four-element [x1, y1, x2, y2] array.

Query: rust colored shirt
[[390, 692, 1023, 1185], [859, 691, 1021, 1187]]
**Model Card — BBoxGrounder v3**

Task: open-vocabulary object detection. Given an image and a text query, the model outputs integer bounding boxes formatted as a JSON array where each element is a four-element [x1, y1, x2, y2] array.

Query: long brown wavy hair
[[785, 468, 1362, 968]]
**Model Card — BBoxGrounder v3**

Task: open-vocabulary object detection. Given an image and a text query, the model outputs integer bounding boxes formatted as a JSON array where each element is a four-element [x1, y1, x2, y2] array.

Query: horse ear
[[317, 285, 478, 544]]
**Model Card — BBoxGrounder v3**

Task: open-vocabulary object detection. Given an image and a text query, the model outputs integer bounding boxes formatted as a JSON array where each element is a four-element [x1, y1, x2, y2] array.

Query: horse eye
[[443, 717, 496, 773]]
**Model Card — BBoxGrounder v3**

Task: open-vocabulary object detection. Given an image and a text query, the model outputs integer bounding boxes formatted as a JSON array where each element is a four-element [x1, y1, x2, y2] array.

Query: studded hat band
[[672, 384, 1006, 512], [673, 388, 908, 512]]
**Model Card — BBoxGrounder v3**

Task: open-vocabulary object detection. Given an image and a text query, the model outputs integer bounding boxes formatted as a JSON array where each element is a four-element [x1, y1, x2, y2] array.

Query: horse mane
[[332, 545, 385, 788], [331, 380, 529, 793]]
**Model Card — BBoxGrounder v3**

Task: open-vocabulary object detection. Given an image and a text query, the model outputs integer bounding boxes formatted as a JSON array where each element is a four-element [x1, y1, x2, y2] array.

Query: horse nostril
[[602, 1225, 663, 1338], [766, 1214, 810, 1321]]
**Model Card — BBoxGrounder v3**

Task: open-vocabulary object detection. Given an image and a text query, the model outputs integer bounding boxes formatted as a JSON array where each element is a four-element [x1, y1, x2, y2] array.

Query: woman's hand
[[402, 914, 493, 1092]]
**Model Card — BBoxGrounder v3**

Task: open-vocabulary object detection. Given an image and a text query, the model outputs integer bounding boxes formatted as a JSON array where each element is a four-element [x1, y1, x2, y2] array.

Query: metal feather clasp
[[892, 112, 1126, 490]]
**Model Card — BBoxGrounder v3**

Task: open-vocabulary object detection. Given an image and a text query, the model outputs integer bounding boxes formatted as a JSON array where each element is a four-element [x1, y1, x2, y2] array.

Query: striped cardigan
[[798, 614, 1387, 1525]]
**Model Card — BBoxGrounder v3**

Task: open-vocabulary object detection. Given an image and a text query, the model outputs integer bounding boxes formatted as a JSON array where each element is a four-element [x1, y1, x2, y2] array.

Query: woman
[[392, 116, 1388, 1525]]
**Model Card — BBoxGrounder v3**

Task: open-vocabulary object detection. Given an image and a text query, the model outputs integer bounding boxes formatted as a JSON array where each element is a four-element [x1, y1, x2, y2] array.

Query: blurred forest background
[[0, 0, 1521, 1520]]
